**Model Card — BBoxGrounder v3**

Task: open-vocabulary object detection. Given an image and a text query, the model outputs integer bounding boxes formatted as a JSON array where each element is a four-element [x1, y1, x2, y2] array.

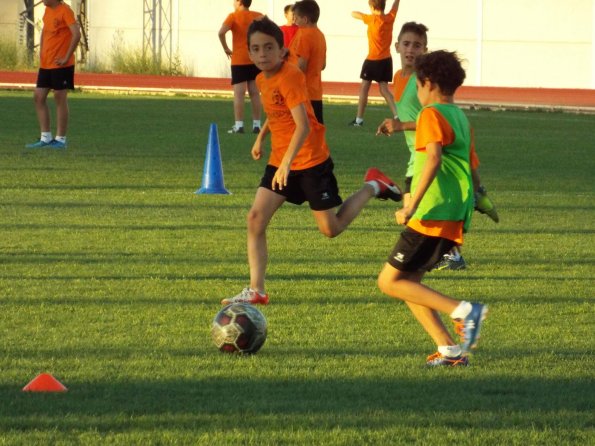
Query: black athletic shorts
[[231, 64, 261, 85], [310, 100, 324, 124], [36, 66, 75, 90], [360, 57, 393, 83], [388, 227, 456, 272], [259, 157, 342, 211]]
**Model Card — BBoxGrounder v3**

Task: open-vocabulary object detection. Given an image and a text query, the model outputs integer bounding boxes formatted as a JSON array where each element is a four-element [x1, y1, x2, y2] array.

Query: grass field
[[0, 90, 593, 445]]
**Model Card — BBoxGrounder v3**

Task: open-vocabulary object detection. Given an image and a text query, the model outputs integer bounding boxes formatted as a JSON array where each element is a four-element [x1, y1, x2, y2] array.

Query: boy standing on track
[[288, 0, 326, 123], [349, 0, 399, 127], [218, 0, 263, 134], [376, 50, 487, 367], [26, 0, 80, 150], [221, 17, 402, 306]]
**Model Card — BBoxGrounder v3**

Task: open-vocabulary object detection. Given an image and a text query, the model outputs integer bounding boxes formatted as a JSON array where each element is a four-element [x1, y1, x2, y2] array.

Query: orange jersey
[[223, 10, 263, 65], [362, 6, 397, 60], [287, 27, 326, 100], [407, 107, 477, 244], [392, 69, 410, 101], [256, 63, 330, 170], [40, 2, 77, 69]]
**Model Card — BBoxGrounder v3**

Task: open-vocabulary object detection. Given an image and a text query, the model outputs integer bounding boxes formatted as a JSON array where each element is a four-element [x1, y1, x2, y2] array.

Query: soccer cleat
[[458, 303, 488, 353], [426, 351, 469, 367], [474, 186, 499, 223], [47, 139, 67, 149], [25, 140, 51, 149], [364, 167, 403, 202], [227, 126, 245, 134], [221, 287, 269, 306], [252, 126, 261, 134], [348, 119, 363, 127], [433, 253, 467, 271]]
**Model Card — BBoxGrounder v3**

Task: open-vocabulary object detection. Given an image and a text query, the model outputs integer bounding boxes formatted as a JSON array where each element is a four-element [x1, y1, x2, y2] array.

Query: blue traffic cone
[[196, 123, 231, 195]]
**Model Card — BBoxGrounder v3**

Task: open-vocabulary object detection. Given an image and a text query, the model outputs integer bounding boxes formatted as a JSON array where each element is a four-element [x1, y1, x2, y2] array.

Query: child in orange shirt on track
[[26, 0, 80, 150], [221, 16, 402, 306], [349, 0, 399, 127], [218, 0, 263, 134], [288, 0, 326, 123]]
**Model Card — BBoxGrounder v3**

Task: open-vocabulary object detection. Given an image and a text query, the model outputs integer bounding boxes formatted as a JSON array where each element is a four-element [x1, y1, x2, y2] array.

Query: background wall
[[2, 0, 594, 89]]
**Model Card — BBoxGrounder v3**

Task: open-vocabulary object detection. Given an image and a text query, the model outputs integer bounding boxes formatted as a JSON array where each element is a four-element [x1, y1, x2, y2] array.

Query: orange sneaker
[[426, 351, 469, 367], [221, 288, 269, 305]]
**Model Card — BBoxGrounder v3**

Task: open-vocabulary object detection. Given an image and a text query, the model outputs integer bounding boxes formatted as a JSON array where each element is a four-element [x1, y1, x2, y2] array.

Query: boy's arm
[[271, 103, 310, 190], [56, 23, 80, 66], [389, 0, 401, 13], [218, 24, 233, 58], [297, 57, 308, 73], [351, 11, 364, 20], [251, 119, 270, 160], [376, 118, 416, 136], [396, 142, 442, 225]]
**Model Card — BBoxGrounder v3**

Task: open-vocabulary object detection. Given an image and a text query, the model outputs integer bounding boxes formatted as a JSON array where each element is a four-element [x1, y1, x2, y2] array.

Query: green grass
[[0, 91, 593, 445]]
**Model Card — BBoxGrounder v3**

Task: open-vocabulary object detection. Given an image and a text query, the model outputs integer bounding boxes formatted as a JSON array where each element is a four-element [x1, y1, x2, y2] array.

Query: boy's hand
[[376, 118, 404, 136], [251, 139, 263, 160], [55, 57, 68, 66], [272, 162, 290, 191], [396, 205, 415, 225]]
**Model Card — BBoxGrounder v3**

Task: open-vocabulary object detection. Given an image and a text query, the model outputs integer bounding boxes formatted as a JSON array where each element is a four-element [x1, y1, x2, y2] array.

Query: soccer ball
[[211, 303, 267, 354]]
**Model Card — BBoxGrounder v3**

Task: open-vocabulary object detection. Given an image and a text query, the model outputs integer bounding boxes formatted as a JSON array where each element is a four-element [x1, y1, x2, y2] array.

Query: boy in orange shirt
[[221, 16, 402, 306], [288, 0, 326, 123], [377, 50, 487, 366], [26, 0, 80, 150], [218, 0, 263, 134], [349, 0, 399, 127]]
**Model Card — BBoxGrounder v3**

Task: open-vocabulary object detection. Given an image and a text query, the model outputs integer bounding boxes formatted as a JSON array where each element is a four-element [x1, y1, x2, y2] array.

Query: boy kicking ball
[[376, 50, 487, 367], [222, 17, 402, 306]]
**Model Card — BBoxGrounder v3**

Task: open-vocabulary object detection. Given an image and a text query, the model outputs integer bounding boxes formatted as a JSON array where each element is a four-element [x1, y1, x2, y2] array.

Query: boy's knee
[[246, 208, 266, 233]]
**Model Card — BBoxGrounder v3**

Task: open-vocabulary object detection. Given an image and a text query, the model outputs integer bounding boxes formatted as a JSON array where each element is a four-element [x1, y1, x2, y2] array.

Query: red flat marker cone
[[22, 373, 68, 392]]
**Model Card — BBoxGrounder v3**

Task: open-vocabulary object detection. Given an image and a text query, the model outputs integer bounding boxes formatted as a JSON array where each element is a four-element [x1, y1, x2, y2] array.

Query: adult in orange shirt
[[26, 0, 80, 150], [288, 0, 326, 123], [349, 0, 399, 127], [218, 0, 263, 134], [221, 17, 403, 306]]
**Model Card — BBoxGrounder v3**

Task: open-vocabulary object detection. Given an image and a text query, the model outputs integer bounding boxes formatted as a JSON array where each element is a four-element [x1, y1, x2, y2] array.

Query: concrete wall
[[2, 0, 594, 89]]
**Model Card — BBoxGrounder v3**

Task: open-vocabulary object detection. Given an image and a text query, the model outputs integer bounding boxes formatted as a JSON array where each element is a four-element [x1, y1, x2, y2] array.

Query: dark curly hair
[[415, 50, 466, 96]]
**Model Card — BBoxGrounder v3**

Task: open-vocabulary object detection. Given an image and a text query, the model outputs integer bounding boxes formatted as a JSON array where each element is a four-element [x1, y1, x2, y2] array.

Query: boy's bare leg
[[247, 187, 286, 293], [405, 301, 457, 346], [232, 82, 247, 122], [356, 80, 372, 119], [378, 81, 397, 117], [311, 184, 375, 238], [33, 88, 51, 133], [247, 79, 262, 122], [53, 89, 69, 136]]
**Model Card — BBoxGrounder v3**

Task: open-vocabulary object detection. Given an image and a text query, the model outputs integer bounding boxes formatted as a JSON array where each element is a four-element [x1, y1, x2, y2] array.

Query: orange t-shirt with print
[[362, 6, 397, 60], [407, 107, 477, 244], [256, 62, 330, 170], [223, 10, 263, 66], [287, 27, 326, 100], [40, 2, 77, 69]]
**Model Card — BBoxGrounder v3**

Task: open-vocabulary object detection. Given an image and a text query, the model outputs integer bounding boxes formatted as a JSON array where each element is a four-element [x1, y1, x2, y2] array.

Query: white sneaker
[[221, 288, 269, 305]]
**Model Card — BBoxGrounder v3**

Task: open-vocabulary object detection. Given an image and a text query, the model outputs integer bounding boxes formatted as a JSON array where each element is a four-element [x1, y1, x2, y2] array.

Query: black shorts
[[310, 100, 323, 124], [231, 64, 260, 85], [36, 66, 75, 90], [360, 57, 393, 83], [259, 157, 342, 211], [404, 176, 412, 194], [387, 227, 456, 272]]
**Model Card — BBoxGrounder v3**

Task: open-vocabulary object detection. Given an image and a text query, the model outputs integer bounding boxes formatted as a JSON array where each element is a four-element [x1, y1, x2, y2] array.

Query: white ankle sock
[[41, 132, 52, 143], [355, 117, 364, 124], [366, 180, 380, 196], [450, 301, 472, 320], [235, 121, 244, 129], [438, 345, 462, 357], [55, 136, 66, 143], [253, 120, 261, 128]]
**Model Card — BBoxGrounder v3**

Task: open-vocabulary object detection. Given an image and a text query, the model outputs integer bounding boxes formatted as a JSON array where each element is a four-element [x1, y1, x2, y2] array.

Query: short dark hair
[[415, 50, 466, 96], [240, 0, 252, 7], [398, 22, 429, 46], [247, 16, 284, 49], [292, 0, 320, 23], [284, 4, 294, 14], [369, 0, 386, 12]]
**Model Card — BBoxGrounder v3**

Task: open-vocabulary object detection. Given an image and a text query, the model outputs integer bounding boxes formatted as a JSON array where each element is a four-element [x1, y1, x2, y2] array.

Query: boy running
[[377, 50, 487, 366], [218, 0, 263, 134], [349, 0, 399, 127], [26, 0, 80, 150], [222, 17, 402, 305], [288, 0, 326, 123]]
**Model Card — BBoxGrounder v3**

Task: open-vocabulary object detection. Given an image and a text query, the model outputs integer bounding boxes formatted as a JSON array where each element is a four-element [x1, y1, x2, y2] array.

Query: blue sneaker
[[459, 303, 488, 353], [47, 139, 67, 149], [25, 140, 51, 149]]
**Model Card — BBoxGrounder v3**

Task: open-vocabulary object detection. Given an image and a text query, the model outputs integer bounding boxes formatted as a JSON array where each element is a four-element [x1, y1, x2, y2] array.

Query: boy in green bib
[[377, 50, 488, 367]]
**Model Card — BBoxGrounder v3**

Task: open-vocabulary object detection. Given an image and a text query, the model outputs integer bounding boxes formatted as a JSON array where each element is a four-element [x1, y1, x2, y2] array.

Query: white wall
[[3, 0, 594, 89]]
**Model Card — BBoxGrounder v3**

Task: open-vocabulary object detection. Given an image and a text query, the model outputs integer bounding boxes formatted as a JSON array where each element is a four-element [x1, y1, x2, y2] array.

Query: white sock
[[253, 120, 261, 128], [365, 180, 380, 196], [41, 132, 52, 143], [235, 121, 244, 129], [250, 288, 266, 296], [450, 301, 472, 320], [355, 117, 364, 124], [55, 136, 66, 143], [438, 345, 462, 358]]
